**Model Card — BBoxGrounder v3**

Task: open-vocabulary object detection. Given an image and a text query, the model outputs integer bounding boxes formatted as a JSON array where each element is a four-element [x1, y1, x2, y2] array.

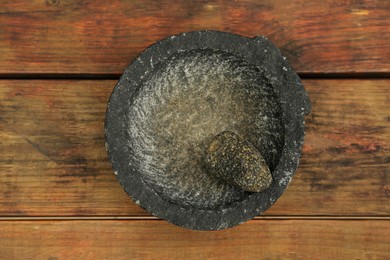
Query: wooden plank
[[0, 79, 389, 216], [0, 0, 389, 74], [0, 220, 389, 259]]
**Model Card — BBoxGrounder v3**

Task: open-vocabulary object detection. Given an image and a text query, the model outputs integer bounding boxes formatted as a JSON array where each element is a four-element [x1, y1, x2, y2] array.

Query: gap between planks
[[0, 72, 389, 80], [0, 216, 389, 221]]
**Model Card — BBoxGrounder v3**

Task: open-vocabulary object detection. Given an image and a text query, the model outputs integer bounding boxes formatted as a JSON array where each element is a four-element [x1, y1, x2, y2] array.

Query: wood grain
[[0, 220, 389, 259], [0, 0, 389, 75], [0, 79, 388, 217]]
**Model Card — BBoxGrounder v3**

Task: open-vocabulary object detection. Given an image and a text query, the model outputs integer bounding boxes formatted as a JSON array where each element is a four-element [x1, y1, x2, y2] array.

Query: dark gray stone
[[205, 131, 273, 192], [105, 30, 311, 230]]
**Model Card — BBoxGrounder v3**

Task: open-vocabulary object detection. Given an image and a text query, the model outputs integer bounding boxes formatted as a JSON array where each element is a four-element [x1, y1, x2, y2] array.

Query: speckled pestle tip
[[205, 131, 273, 192]]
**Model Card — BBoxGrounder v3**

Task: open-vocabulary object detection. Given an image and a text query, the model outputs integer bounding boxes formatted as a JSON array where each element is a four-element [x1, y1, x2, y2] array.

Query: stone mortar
[[105, 30, 311, 230]]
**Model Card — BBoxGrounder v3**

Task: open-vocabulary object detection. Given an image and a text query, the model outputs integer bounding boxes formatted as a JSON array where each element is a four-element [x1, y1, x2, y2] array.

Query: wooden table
[[1, 1, 389, 259]]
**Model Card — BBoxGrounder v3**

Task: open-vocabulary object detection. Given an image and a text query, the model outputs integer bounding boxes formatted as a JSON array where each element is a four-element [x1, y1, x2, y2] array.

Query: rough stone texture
[[127, 49, 283, 210], [105, 30, 311, 230], [205, 131, 272, 193]]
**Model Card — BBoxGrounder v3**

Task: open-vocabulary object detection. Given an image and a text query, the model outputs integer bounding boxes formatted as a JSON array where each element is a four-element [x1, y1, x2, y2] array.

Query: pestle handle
[[205, 131, 272, 192]]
